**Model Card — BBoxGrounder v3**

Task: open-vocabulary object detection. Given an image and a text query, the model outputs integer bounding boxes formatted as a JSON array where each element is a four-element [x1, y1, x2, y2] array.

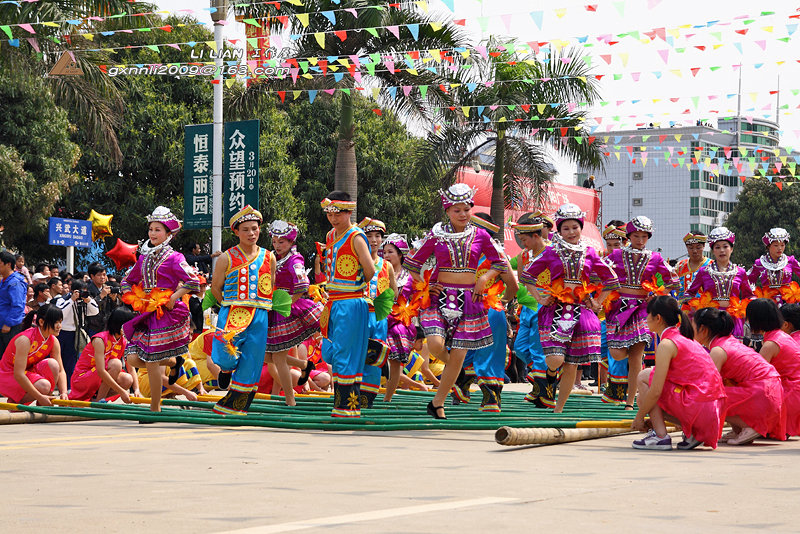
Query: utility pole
[[211, 0, 227, 263]]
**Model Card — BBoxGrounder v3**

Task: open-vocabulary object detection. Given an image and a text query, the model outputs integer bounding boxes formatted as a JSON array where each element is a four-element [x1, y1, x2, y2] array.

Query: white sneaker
[[727, 426, 760, 445], [632, 430, 673, 450]]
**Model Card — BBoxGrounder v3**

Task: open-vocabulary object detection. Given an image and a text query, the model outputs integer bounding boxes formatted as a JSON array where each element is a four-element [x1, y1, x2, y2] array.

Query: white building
[[577, 117, 784, 260]]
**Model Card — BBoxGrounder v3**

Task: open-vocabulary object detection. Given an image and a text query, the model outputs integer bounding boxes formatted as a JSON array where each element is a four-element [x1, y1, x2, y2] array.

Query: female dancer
[[264, 220, 319, 406], [604, 216, 679, 408], [684, 227, 754, 339], [520, 204, 619, 413], [122, 206, 200, 413], [69, 308, 137, 402], [631, 296, 726, 450], [382, 233, 416, 402], [746, 298, 800, 437], [404, 184, 506, 419], [0, 305, 68, 405], [748, 228, 800, 303], [693, 307, 784, 445]]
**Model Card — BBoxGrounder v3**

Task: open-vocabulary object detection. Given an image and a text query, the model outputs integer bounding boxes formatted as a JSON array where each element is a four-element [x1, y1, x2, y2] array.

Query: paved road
[[2, 390, 799, 533]]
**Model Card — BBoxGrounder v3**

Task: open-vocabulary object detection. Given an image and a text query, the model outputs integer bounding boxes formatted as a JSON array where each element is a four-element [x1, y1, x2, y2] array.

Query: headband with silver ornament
[[709, 226, 736, 246], [626, 216, 654, 237], [763, 227, 790, 247], [383, 233, 410, 254], [147, 206, 181, 234], [320, 197, 357, 213], [603, 225, 627, 240], [554, 203, 585, 228], [357, 217, 386, 235], [511, 220, 544, 234], [683, 232, 707, 245], [269, 220, 299, 241], [439, 183, 476, 209]]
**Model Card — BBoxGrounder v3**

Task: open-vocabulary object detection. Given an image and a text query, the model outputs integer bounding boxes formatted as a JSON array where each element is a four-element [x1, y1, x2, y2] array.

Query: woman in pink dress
[[693, 307, 784, 445], [746, 298, 800, 436], [69, 308, 137, 403], [631, 296, 726, 450], [0, 305, 68, 405], [780, 304, 800, 344]]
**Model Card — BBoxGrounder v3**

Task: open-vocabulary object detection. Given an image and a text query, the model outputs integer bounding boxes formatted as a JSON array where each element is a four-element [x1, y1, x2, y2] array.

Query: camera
[[80, 290, 91, 299], [110, 286, 121, 295]]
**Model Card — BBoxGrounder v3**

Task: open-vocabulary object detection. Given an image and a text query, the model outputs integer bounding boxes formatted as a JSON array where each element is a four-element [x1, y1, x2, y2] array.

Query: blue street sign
[[48, 217, 93, 248]]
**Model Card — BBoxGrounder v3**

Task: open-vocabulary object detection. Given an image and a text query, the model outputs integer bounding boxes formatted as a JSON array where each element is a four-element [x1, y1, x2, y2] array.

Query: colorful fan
[[272, 289, 292, 318], [201, 289, 218, 311], [516, 286, 539, 311], [373, 288, 396, 322]]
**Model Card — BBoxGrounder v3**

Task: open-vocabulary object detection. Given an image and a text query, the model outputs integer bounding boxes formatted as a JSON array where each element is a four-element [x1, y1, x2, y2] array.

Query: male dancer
[[210, 206, 275, 415], [511, 212, 552, 407], [459, 213, 517, 412], [675, 232, 711, 295], [320, 192, 375, 417], [358, 218, 397, 408]]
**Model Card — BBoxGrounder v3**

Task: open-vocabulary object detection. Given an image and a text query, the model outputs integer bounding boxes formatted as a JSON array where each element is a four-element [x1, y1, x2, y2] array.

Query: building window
[[690, 197, 699, 216], [632, 198, 643, 207], [632, 171, 643, 181], [690, 170, 699, 189]]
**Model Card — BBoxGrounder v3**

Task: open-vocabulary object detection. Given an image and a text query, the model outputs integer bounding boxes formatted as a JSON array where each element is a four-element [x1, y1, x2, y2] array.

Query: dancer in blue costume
[[210, 206, 275, 416]]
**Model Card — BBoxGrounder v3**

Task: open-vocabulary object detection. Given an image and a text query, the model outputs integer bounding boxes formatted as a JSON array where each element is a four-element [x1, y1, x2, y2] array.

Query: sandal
[[426, 401, 447, 420], [167, 356, 185, 385], [624, 404, 635, 411], [298, 360, 314, 387]]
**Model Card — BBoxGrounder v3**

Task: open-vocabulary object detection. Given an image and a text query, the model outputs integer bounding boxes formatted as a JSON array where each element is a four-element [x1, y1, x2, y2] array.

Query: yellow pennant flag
[[314, 32, 325, 48], [429, 22, 442, 32], [618, 52, 629, 67], [429, 49, 442, 62], [296, 13, 310, 27], [406, 69, 418, 75], [415, 1, 429, 13], [614, 152, 620, 160], [462, 106, 470, 117], [537, 104, 546, 114], [670, 69, 682, 77], [206, 40, 217, 52], [555, 8, 567, 18], [372, 87, 380, 99], [83, 34, 94, 41], [292, 90, 301, 100]]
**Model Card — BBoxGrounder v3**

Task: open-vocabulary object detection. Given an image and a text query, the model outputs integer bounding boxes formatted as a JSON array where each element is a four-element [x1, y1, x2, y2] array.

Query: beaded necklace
[[141, 244, 173, 289], [759, 254, 789, 286], [555, 240, 587, 283], [432, 222, 476, 270], [620, 246, 652, 288], [707, 261, 737, 299]]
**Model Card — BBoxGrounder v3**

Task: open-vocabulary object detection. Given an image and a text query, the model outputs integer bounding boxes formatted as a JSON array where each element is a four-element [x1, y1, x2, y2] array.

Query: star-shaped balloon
[[106, 238, 138, 270], [88, 209, 113, 241]]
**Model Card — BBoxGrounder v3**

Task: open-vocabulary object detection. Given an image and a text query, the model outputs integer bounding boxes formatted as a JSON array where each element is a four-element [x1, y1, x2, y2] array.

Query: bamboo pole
[[495, 426, 633, 446]]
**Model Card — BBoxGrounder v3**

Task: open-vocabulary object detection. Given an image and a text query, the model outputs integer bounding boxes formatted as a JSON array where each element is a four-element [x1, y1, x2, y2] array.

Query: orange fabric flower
[[686, 291, 719, 312], [391, 296, 419, 327], [546, 279, 576, 304], [727, 296, 751, 319], [483, 279, 506, 311], [574, 280, 601, 303], [603, 291, 620, 314], [308, 284, 327, 304], [754, 286, 779, 300], [642, 276, 668, 296], [780, 282, 800, 304], [411, 270, 432, 309], [121, 285, 173, 319]]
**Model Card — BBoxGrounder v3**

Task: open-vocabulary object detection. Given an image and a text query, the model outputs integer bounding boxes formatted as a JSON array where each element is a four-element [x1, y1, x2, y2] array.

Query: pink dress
[[0, 327, 57, 403], [69, 331, 127, 401], [684, 263, 754, 338], [652, 327, 727, 448], [791, 331, 800, 345], [710, 336, 785, 439], [762, 329, 800, 436]]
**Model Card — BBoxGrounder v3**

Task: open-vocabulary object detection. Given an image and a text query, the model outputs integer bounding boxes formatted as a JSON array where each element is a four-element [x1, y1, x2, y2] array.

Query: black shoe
[[167, 356, 184, 385], [298, 360, 314, 386], [426, 401, 447, 420], [217, 371, 232, 390]]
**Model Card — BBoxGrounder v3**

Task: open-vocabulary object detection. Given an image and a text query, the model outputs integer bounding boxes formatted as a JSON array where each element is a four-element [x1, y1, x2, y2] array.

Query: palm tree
[[415, 38, 605, 225], [0, 0, 159, 166], [228, 0, 469, 215]]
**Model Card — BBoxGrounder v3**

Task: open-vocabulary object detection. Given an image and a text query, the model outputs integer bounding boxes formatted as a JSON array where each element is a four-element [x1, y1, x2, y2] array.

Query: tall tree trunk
[[334, 93, 358, 221], [490, 133, 506, 229]]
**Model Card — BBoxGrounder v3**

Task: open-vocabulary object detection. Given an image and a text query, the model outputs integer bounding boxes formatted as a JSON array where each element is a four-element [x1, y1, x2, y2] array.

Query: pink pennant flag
[[26, 37, 39, 52], [647, 0, 662, 8], [168, 44, 181, 50], [19, 23, 35, 34], [657, 49, 669, 64], [353, 71, 362, 83], [345, 8, 358, 18], [500, 14, 512, 32], [568, 103, 576, 112], [755, 40, 766, 50], [600, 54, 612, 64], [349, 55, 361, 67], [631, 72, 641, 81], [324, 89, 335, 95], [271, 34, 283, 49], [402, 86, 412, 96], [475, 45, 488, 59], [387, 25, 400, 39], [290, 68, 299, 84]]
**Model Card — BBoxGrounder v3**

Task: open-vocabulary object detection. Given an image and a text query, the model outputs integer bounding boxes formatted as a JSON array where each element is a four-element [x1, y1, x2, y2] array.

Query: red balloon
[[106, 238, 138, 270]]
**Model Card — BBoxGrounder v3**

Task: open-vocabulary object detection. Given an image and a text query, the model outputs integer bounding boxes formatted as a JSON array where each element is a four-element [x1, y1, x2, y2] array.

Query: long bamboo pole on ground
[[495, 426, 634, 446]]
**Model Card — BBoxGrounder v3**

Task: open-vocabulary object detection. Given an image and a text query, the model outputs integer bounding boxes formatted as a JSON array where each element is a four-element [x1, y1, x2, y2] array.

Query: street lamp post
[[596, 181, 614, 227], [211, 0, 228, 265]]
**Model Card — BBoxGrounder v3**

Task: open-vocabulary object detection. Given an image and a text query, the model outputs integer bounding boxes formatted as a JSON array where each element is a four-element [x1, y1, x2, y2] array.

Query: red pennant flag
[[690, 67, 701, 76], [159, 25, 172, 32], [334, 30, 347, 41], [277, 16, 289, 28], [521, 104, 530, 112], [277, 91, 286, 102], [560, 127, 568, 136], [585, 4, 597, 11], [372, 109, 382, 116], [777, 182, 783, 190], [454, 19, 466, 25], [588, 136, 596, 144]]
